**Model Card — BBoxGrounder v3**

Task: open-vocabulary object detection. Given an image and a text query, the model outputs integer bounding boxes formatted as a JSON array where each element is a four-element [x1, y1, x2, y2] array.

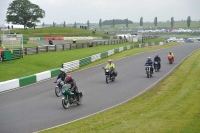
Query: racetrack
[[0, 43, 199, 133]]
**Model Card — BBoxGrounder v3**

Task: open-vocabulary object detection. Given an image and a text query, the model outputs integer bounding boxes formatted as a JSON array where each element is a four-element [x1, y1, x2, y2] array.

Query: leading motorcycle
[[54, 78, 65, 97], [61, 84, 83, 109], [168, 55, 174, 64], [102, 67, 117, 83]]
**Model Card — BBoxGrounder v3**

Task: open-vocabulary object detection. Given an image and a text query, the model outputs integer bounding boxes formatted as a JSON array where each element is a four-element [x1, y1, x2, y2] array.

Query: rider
[[168, 51, 174, 58], [145, 57, 154, 73], [65, 75, 80, 102], [105, 59, 117, 78], [54, 68, 67, 83], [154, 54, 161, 69], [49, 40, 53, 45]]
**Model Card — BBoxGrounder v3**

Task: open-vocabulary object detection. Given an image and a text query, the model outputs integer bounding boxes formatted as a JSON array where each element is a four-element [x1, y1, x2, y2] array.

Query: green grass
[[144, 37, 164, 43], [41, 46, 200, 133], [0, 41, 177, 82]]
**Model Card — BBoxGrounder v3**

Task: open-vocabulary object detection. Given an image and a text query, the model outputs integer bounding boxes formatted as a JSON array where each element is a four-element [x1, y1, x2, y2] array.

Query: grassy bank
[[0, 27, 105, 38], [41, 47, 200, 133], [0, 42, 178, 82]]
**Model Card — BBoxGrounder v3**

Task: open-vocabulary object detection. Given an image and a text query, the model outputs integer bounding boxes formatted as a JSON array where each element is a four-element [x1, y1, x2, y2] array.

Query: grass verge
[[41, 46, 200, 133]]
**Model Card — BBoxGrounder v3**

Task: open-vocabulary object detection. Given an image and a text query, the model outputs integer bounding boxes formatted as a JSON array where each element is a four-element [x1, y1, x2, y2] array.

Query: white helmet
[[148, 57, 151, 60], [60, 68, 65, 72], [108, 59, 112, 62]]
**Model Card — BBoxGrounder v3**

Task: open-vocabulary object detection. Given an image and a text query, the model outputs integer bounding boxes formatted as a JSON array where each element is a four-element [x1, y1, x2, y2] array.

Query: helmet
[[156, 54, 158, 57], [108, 59, 112, 62], [148, 57, 151, 60], [66, 75, 72, 81], [60, 68, 65, 73]]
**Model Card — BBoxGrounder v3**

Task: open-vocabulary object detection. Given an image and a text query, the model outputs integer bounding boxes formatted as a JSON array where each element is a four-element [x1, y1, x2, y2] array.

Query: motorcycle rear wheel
[[77, 95, 82, 105], [55, 86, 61, 97]]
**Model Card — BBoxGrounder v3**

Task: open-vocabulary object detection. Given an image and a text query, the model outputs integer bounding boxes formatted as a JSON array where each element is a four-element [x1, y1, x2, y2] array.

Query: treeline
[[102, 19, 133, 25]]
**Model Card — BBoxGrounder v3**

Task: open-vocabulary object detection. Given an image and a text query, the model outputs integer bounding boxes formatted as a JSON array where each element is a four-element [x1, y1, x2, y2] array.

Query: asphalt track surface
[[0, 43, 199, 133]]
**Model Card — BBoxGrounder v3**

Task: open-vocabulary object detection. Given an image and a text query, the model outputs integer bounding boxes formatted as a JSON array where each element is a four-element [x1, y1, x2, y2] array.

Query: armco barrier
[[0, 42, 167, 92]]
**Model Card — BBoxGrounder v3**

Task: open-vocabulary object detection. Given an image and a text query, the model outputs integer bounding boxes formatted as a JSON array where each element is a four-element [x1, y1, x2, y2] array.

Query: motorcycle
[[145, 64, 153, 78], [154, 61, 160, 72], [168, 55, 174, 64], [54, 78, 65, 97], [102, 67, 117, 83], [61, 84, 83, 109]]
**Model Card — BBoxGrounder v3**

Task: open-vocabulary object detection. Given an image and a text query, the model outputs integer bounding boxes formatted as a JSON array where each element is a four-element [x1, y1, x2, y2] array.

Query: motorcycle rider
[[145, 57, 154, 74], [49, 40, 53, 45], [54, 68, 67, 83], [65, 75, 80, 102], [154, 54, 161, 69], [105, 59, 117, 79], [168, 51, 174, 58]]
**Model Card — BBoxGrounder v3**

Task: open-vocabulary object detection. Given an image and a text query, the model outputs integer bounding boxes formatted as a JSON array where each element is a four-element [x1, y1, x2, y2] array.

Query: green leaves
[[6, 0, 45, 29]]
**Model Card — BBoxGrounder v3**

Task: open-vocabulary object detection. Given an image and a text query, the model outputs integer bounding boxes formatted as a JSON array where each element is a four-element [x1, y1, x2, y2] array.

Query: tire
[[147, 72, 150, 78], [62, 98, 69, 109], [106, 75, 109, 83], [155, 65, 158, 72], [77, 95, 82, 105], [55, 86, 61, 97]]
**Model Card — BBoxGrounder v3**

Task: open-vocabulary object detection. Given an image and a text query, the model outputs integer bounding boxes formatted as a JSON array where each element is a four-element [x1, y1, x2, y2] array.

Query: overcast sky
[[0, 0, 200, 25]]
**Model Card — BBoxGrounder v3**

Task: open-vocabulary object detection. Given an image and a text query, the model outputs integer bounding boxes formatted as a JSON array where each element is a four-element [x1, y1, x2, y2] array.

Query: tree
[[187, 16, 191, 28], [6, 0, 45, 29], [42, 22, 45, 27], [154, 17, 157, 27], [140, 17, 143, 26], [171, 17, 174, 28], [87, 20, 90, 29], [64, 21, 66, 27], [74, 22, 76, 28], [53, 22, 55, 27], [99, 19, 102, 29], [112, 19, 115, 28], [126, 18, 128, 28]]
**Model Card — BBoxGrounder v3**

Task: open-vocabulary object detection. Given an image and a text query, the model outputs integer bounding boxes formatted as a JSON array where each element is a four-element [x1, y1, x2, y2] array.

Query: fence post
[[37, 46, 39, 53], [46, 46, 49, 52], [82, 43, 84, 48], [63, 44, 65, 50], [70, 44, 72, 49], [76, 43, 78, 49], [25, 48, 28, 55], [55, 45, 57, 51], [104, 41, 105, 45], [108, 41, 109, 45]]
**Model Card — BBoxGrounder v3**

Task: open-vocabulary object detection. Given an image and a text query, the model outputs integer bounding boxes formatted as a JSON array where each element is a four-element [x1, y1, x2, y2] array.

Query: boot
[[76, 93, 80, 102]]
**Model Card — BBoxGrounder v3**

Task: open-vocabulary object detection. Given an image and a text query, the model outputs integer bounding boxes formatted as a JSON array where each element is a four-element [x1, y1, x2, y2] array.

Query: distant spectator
[[11, 25, 13, 30], [8, 25, 10, 30]]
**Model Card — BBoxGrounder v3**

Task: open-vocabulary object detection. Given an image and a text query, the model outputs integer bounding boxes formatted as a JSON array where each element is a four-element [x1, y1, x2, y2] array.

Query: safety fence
[[0, 49, 23, 62], [0, 42, 165, 92], [24, 39, 126, 55]]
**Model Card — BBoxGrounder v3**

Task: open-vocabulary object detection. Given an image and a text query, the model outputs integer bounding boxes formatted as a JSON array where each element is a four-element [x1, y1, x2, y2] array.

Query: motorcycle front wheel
[[55, 86, 61, 97], [62, 98, 69, 109], [106, 75, 109, 83]]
